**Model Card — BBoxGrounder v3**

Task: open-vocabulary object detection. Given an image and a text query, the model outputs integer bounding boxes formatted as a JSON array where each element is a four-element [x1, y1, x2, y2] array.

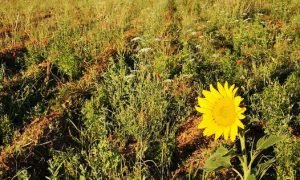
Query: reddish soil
[[0, 112, 63, 171], [0, 43, 116, 174], [0, 28, 12, 38], [161, 0, 183, 55], [0, 43, 27, 77], [0, 43, 26, 55], [172, 116, 237, 179], [31, 11, 53, 26], [173, 116, 214, 176], [176, 116, 208, 156]]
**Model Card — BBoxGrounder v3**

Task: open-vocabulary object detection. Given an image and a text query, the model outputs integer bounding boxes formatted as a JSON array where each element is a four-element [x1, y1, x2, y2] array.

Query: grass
[[0, 0, 300, 179]]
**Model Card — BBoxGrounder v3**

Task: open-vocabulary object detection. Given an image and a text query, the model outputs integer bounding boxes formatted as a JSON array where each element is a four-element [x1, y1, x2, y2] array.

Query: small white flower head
[[139, 48, 152, 54], [131, 37, 142, 42]]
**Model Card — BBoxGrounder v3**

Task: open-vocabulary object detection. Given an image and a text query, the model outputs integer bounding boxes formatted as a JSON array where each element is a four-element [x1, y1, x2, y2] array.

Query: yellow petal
[[234, 96, 243, 106], [237, 107, 246, 113], [203, 128, 214, 136], [217, 82, 227, 97], [230, 126, 237, 142], [203, 114, 213, 120], [237, 120, 245, 129], [198, 119, 209, 129], [214, 128, 223, 140], [229, 84, 235, 92], [196, 106, 210, 113], [202, 90, 215, 100], [224, 82, 229, 95], [227, 84, 235, 98], [198, 97, 213, 109], [209, 85, 222, 99], [233, 87, 238, 96], [223, 127, 230, 140], [238, 114, 246, 119]]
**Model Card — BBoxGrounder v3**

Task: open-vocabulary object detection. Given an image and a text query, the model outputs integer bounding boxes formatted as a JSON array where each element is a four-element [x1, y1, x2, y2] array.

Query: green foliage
[[0, 0, 299, 179], [256, 135, 285, 151], [90, 58, 180, 177], [258, 82, 291, 134], [0, 69, 13, 145], [203, 146, 231, 172], [49, 27, 83, 79], [13, 169, 31, 180], [275, 138, 300, 179], [46, 56, 187, 178], [47, 149, 83, 179], [250, 72, 300, 178], [0, 115, 13, 145], [204, 134, 284, 180]]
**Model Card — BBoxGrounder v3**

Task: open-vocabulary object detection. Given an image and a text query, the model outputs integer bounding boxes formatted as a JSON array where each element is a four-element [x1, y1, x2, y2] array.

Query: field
[[0, 0, 300, 179]]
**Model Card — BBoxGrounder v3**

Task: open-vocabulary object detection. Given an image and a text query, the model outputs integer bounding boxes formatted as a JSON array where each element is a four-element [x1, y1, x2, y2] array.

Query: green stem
[[239, 132, 250, 180], [202, 170, 206, 180], [232, 168, 243, 179]]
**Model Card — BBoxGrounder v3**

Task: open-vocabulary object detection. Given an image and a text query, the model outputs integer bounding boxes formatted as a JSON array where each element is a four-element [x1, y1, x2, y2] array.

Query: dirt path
[[172, 116, 236, 179]]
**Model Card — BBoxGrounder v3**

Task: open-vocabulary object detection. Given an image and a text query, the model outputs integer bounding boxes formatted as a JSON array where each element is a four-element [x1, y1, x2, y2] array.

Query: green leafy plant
[[203, 132, 284, 179]]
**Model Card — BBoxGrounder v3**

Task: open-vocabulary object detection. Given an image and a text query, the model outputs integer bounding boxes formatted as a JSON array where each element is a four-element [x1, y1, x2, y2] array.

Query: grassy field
[[0, 0, 300, 179]]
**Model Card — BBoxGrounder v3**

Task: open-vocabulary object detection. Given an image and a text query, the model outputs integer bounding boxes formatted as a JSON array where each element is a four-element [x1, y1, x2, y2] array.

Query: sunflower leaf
[[246, 174, 256, 180], [203, 146, 231, 172], [256, 135, 284, 151], [256, 158, 276, 179]]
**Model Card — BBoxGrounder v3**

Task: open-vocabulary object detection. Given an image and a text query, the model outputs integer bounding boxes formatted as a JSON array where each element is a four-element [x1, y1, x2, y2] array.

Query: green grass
[[0, 0, 300, 179]]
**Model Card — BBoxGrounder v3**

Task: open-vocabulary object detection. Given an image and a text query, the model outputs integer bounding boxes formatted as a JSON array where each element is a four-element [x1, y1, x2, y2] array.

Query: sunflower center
[[213, 97, 236, 126]]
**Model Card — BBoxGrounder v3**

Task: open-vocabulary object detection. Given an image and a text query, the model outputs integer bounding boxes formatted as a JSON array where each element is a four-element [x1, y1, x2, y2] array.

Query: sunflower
[[196, 82, 246, 141]]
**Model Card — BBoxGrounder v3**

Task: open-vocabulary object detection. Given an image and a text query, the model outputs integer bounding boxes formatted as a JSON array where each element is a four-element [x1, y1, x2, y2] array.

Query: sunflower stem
[[239, 132, 250, 180], [232, 167, 243, 179]]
